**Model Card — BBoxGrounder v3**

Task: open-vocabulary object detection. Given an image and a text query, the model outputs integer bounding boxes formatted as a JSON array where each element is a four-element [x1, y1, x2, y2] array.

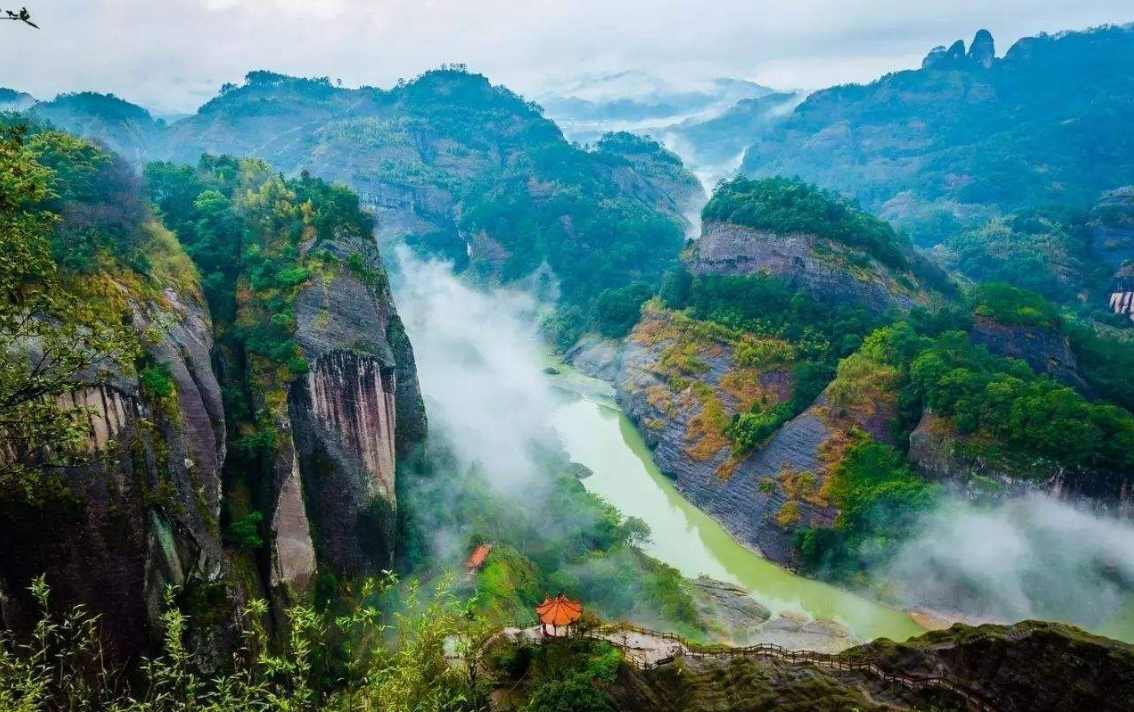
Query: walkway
[[506, 623, 1004, 712]]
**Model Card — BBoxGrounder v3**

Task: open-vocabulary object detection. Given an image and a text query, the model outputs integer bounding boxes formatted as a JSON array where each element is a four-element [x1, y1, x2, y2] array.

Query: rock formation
[[690, 221, 927, 314], [968, 30, 997, 68], [0, 285, 238, 663], [969, 317, 1091, 392]]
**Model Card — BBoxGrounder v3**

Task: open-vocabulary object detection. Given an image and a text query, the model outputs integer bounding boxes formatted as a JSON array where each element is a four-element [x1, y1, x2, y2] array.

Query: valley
[[3, 9, 1134, 711]]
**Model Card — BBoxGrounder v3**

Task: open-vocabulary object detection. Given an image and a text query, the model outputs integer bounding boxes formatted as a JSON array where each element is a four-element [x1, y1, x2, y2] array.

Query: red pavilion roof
[[535, 593, 583, 627]]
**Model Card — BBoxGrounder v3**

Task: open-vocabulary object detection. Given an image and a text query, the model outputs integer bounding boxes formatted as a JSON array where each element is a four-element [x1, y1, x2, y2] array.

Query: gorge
[[4, 12, 1134, 710]]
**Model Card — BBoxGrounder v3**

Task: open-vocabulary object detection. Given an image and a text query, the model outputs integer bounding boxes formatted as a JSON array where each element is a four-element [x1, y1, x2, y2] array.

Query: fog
[[888, 493, 1134, 627], [391, 245, 561, 492]]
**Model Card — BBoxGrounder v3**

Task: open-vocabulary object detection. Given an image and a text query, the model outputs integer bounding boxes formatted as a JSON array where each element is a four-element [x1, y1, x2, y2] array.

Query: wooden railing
[[575, 623, 1004, 712]]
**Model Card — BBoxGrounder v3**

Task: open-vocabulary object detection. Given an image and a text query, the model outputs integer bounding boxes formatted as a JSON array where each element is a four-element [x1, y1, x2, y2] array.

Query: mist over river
[[392, 249, 1134, 645]]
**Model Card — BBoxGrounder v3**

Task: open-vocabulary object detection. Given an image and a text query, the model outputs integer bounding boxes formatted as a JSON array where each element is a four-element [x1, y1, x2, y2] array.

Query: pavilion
[[535, 593, 583, 637]]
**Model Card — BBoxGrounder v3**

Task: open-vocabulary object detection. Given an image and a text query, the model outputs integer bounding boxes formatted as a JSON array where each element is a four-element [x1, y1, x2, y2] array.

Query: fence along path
[[575, 623, 1004, 712]]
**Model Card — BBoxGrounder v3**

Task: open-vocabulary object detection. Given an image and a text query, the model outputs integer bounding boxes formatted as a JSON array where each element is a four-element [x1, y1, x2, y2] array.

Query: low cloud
[[887, 493, 1134, 627], [391, 246, 560, 492]]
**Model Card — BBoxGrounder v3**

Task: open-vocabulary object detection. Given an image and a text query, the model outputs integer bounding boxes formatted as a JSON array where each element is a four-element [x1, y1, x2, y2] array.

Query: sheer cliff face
[[0, 233, 427, 662], [613, 307, 893, 564], [265, 249, 426, 592], [692, 221, 928, 314], [0, 290, 235, 661]]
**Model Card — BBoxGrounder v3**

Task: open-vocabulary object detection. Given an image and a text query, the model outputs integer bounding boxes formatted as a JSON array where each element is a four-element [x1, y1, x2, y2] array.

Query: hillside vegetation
[[741, 25, 1134, 245]]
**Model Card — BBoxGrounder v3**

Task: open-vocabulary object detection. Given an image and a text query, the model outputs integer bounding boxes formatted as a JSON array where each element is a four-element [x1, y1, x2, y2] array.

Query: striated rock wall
[[691, 221, 925, 314], [264, 243, 426, 585], [0, 291, 237, 663], [288, 350, 398, 573], [614, 309, 851, 565]]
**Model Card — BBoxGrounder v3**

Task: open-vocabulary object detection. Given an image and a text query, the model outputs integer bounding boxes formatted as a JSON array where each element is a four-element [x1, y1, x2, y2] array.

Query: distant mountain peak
[[0, 87, 37, 110], [922, 31, 996, 69], [969, 29, 997, 68]]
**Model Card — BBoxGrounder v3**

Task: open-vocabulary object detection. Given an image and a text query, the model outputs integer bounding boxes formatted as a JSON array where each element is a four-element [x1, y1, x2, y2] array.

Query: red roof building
[[465, 544, 493, 571], [535, 593, 583, 633]]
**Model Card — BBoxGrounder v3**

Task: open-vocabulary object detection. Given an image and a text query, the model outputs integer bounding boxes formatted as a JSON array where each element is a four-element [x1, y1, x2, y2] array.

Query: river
[[547, 363, 1134, 645], [545, 364, 926, 643], [392, 250, 1134, 645]]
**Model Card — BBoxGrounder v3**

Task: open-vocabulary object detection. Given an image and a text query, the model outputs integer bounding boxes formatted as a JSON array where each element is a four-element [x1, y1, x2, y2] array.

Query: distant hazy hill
[[0, 87, 36, 111], [537, 70, 775, 144], [740, 24, 1134, 246], [30, 92, 164, 165], [660, 91, 804, 186]]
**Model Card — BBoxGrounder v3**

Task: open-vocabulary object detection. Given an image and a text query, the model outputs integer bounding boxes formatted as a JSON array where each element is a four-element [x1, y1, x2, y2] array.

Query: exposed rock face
[[969, 317, 1090, 392], [614, 309, 882, 565], [909, 411, 1131, 507], [751, 611, 857, 653], [908, 411, 1030, 494], [564, 333, 624, 382], [924, 40, 971, 69], [270, 452, 316, 592], [862, 621, 1134, 712], [289, 350, 398, 572], [0, 291, 236, 662], [692, 577, 770, 643], [946, 39, 967, 61], [691, 221, 925, 314], [268, 244, 426, 582], [921, 46, 950, 69]]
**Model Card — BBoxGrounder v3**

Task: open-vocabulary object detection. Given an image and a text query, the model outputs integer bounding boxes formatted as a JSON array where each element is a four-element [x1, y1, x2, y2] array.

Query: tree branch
[[1, 6, 38, 28]]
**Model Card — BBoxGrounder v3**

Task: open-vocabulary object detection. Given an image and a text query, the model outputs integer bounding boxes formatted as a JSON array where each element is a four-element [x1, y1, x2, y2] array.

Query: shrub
[[223, 511, 264, 548]]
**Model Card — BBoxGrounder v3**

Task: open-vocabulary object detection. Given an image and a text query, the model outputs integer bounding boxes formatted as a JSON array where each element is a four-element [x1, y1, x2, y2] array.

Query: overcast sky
[[2, 0, 1131, 114]]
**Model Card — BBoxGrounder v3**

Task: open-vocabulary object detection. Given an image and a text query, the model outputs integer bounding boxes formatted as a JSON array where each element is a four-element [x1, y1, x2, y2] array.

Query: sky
[[2, 0, 1132, 114]]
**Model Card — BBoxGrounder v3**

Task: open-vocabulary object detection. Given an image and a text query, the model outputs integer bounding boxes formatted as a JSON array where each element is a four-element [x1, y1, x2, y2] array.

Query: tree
[[0, 125, 138, 500]]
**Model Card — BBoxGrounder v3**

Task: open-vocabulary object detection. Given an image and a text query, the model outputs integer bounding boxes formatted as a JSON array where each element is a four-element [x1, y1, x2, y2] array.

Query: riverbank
[[544, 358, 926, 644], [545, 353, 1134, 645]]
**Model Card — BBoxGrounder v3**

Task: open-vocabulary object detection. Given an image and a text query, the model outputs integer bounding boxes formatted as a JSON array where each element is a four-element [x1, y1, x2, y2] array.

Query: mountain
[[30, 91, 164, 165], [571, 178, 1134, 626], [0, 87, 36, 111], [660, 91, 805, 184], [0, 125, 425, 661], [740, 25, 1134, 246], [16, 69, 702, 338]]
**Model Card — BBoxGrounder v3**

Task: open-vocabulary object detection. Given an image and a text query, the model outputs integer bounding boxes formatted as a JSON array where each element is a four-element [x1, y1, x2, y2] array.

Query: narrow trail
[[504, 623, 1003, 712]]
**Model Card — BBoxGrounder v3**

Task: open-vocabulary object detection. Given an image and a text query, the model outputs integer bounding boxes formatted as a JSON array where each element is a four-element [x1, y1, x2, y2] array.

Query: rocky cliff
[[0, 138, 428, 663], [17, 70, 696, 309], [691, 221, 926, 314], [0, 276, 238, 663], [969, 317, 1090, 392], [612, 306, 894, 564], [741, 24, 1134, 246], [277, 244, 425, 582]]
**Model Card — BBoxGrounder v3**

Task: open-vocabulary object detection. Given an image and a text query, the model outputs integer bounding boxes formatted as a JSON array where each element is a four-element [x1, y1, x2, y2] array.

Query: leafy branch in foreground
[[0, 125, 140, 500], [0, 574, 493, 711]]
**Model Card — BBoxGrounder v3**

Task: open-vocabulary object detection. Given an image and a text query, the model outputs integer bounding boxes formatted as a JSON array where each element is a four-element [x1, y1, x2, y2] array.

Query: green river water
[[546, 364, 1134, 644]]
